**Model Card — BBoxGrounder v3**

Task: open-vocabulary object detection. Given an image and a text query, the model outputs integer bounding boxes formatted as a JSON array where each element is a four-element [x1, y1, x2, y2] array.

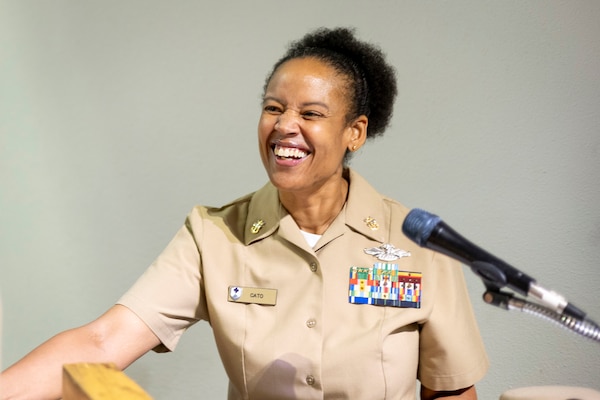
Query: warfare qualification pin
[[364, 243, 411, 261]]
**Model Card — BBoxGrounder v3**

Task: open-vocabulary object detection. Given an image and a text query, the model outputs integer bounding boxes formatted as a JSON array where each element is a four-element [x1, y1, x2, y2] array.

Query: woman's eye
[[263, 105, 281, 114], [302, 111, 322, 119]]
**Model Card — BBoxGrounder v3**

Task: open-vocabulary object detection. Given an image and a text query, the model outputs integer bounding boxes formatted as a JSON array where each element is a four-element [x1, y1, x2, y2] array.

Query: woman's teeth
[[274, 145, 307, 159]]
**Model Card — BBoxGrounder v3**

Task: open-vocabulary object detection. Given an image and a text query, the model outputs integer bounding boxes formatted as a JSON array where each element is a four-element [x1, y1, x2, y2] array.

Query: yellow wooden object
[[63, 363, 153, 400]]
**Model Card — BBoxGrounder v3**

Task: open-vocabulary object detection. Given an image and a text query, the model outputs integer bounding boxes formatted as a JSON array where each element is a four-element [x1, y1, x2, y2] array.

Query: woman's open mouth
[[273, 144, 309, 160]]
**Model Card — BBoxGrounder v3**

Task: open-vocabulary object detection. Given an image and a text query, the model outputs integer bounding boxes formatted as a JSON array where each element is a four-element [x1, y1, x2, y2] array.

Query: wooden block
[[63, 363, 153, 400]]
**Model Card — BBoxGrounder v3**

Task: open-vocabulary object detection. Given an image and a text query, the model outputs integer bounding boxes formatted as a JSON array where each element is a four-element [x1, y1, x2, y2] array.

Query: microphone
[[402, 208, 586, 320]]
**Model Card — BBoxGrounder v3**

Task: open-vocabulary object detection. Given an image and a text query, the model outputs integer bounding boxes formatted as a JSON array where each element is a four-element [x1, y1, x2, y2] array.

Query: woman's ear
[[347, 115, 368, 152]]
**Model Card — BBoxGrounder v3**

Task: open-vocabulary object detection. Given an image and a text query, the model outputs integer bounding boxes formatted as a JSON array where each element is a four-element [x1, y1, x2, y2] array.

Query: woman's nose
[[275, 110, 299, 134]]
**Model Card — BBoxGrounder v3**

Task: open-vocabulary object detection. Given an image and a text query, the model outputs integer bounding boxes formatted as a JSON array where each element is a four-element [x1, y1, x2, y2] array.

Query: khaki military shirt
[[118, 169, 488, 399]]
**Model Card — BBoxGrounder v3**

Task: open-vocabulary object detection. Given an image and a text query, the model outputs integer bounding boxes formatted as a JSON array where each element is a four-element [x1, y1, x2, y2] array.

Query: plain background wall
[[1, 1, 599, 399]]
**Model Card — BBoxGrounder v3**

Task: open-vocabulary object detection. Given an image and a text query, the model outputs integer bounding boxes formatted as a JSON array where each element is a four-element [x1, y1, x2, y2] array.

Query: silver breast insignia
[[364, 243, 411, 261]]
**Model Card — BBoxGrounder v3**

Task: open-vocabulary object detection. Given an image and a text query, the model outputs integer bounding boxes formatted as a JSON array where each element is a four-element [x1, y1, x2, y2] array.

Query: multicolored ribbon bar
[[348, 263, 422, 308]]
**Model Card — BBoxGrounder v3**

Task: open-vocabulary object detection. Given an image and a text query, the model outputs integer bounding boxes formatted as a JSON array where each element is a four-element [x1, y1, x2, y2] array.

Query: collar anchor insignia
[[251, 219, 265, 234], [364, 243, 411, 261], [364, 216, 379, 230]]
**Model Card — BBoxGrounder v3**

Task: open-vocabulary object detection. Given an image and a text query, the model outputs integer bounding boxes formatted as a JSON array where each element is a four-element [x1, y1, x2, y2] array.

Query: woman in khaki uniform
[[0, 27, 488, 399]]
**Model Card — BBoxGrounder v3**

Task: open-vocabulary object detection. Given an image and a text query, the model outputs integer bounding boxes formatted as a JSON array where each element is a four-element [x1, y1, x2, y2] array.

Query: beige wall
[[1, 1, 599, 398]]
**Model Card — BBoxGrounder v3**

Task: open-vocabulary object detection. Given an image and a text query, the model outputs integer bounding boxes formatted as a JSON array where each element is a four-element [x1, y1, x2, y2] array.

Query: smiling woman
[[258, 57, 366, 221], [0, 27, 488, 400]]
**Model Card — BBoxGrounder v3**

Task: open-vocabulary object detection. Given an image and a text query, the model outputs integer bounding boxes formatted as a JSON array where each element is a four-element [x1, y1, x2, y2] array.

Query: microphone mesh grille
[[402, 208, 441, 247]]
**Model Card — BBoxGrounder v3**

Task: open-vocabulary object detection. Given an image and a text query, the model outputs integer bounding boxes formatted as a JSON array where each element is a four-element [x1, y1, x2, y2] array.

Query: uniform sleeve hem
[[419, 354, 489, 392], [116, 293, 181, 353]]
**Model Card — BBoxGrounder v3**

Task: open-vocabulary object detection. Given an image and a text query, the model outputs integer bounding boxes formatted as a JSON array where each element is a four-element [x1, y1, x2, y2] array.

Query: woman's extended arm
[[0, 304, 160, 400]]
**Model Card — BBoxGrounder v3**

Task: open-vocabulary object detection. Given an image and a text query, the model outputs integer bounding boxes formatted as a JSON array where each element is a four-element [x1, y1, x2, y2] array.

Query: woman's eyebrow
[[262, 96, 329, 110]]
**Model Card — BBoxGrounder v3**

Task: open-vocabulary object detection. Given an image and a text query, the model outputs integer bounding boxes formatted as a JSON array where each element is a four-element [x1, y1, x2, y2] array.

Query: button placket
[[301, 257, 321, 393]]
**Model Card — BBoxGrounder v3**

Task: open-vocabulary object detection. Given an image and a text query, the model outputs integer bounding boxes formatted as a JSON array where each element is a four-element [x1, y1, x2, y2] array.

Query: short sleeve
[[417, 252, 489, 390], [117, 210, 207, 352]]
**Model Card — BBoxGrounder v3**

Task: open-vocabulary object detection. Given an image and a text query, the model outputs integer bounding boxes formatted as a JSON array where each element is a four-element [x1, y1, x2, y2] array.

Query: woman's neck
[[279, 176, 349, 235]]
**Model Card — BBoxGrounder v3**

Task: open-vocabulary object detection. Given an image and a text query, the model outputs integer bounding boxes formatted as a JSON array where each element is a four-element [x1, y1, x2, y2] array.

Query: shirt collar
[[244, 181, 281, 245], [344, 168, 387, 243], [243, 168, 388, 246]]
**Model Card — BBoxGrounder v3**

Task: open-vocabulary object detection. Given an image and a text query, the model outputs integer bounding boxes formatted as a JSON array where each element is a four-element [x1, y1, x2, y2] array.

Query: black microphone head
[[402, 208, 442, 247]]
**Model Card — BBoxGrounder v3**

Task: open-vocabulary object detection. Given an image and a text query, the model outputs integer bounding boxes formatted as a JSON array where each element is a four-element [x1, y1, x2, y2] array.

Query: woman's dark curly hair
[[263, 27, 397, 139]]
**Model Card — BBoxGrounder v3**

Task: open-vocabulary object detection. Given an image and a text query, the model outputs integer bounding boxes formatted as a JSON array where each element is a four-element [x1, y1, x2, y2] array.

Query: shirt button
[[306, 375, 316, 386], [309, 262, 318, 272], [306, 318, 317, 328]]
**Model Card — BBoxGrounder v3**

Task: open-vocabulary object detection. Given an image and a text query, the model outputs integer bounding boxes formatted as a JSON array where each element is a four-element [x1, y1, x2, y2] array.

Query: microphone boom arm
[[483, 289, 600, 342]]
